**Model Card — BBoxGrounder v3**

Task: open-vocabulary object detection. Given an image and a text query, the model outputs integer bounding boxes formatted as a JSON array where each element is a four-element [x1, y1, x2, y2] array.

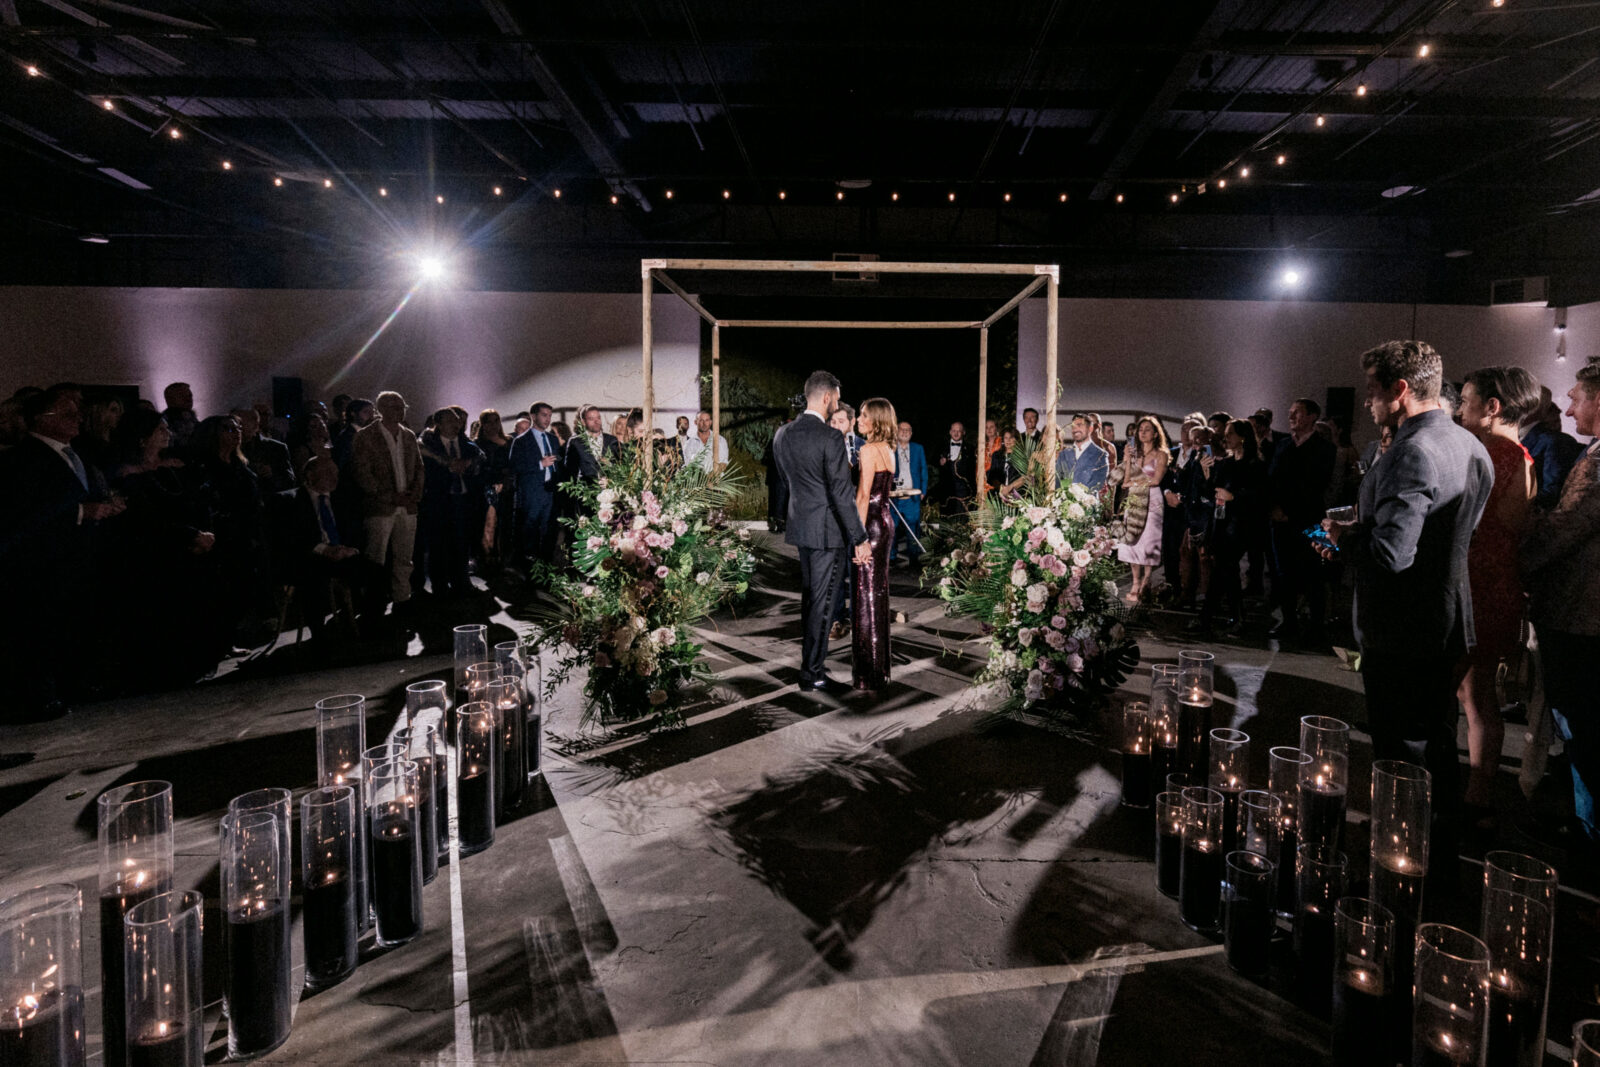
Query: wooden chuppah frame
[[640, 259, 1061, 500]]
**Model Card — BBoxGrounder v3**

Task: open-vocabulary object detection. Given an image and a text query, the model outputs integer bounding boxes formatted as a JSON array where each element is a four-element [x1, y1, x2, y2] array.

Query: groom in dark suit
[[1323, 339, 1492, 878], [773, 371, 871, 693]]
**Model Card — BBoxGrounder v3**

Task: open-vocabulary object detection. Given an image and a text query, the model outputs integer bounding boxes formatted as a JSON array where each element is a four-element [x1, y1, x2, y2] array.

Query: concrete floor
[[1, 531, 1594, 1065]]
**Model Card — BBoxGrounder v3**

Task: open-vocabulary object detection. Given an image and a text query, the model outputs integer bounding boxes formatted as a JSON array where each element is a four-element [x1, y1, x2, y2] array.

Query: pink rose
[[655, 565, 670, 578]]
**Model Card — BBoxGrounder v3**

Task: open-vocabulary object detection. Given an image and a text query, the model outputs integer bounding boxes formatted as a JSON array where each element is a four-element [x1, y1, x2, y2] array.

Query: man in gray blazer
[[1055, 414, 1110, 491], [1323, 340, 1493, 877], [773, 371, 871, 693]]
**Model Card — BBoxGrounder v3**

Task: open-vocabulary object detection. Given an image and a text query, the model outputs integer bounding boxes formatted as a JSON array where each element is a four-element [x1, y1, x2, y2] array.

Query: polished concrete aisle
[[0, 534, 1591, 1065]]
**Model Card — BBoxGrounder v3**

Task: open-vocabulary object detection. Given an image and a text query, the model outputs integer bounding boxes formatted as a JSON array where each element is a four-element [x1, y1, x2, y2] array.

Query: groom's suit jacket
[[773, 411, 867, 550]]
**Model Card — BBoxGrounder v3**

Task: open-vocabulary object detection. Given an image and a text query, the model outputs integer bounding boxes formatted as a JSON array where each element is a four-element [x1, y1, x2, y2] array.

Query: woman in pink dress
[[1115, 416, 1170, 602], [1455, 367, 1540, 821]]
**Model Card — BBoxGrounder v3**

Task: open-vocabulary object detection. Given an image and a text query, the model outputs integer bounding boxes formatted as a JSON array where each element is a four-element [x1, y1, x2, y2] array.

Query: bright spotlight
[[417, 256, 448, 283], [1280, 267, 1303, 287]]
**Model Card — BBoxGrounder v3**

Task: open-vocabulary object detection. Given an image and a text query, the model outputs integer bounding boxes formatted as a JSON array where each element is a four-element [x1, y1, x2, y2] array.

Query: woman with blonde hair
[[852, 397, 898, 690], [1116, 415, 1170, 602]]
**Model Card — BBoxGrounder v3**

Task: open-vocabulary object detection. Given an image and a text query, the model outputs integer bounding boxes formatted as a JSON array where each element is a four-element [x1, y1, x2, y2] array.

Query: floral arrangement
[[934, 475, 1138, 722], [529, 453, 759, 729]]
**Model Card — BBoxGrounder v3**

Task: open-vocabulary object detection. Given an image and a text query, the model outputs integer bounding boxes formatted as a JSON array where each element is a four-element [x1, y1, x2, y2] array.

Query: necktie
[[60, 445, 88, 490], [538, 431, 552, 481], [316, 494, 340, 546]]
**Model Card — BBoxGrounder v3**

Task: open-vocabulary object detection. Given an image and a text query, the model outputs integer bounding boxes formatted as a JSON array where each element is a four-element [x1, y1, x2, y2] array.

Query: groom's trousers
[[797, 545, 846, 684]]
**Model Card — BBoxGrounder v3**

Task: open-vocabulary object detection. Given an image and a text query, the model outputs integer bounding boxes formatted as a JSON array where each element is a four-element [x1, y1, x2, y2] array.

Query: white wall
[[1017, 297, 1594, 442], [0, 287, 703, 434]]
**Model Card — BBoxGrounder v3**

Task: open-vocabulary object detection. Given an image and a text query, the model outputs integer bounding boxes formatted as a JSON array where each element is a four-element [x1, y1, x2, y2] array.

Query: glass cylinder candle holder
[[1480, 852, 1557, 1067], [1237, 790, 1282, 861], [1412, 923, 1490, 1067], [96, 780, 173, 1067], [456, 703, 497, 856], [1269, 746, 1313, 917], [484, 679, 527, 817], [1298, 716, 1350, 855], [1330, 896, 1395, 1067], [1295, 843, 1348, 1010], [1209, 728, 1249, 856], [1121, 701, 1152, 809], [463, 660, 501, 705], [0, 884, 86, 1067], [367, 760, 423, 948], [1165, 773, 1198, 795], [124, 890, 203, 1067], [1149, 664, 1179, 805], [403, 679, 449, 731], [1154, 791, 1184, 899], [453, 624, 488, 705], [1370, 760, 1430, 1006], [316, 695, 369, 935], [1178, 786, 1225, 932], [220, 811, 291, 1059], [492, 640, 524, 685], [300, 787, 359, 989], [1224, 851, 1276, 978], [1575, 1020, 1600, 1067], [496, 641, 542, 774], [1175, 651, 1215, 780], [395, 724, 443, 884]]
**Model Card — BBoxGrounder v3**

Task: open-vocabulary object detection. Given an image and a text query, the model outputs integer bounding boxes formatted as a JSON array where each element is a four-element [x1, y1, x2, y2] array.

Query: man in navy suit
[[1323, 340, 1493, 875], [773, 371, 871, 693], [0, 385, 125, 719], [508, 401, 562, 565], [889, 420, 928, 566], [1054, 414, 1110, 491], [827, 404, 865, 637]]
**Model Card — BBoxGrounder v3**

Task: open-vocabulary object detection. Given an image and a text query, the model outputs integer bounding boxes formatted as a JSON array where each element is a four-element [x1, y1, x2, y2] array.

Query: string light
[[722, 189, 731, 199], [221, 160, 232, 171], [836, 190, 844, 201], [1003, 192, 1012, 202], [379, 187, 388, 197], [1315, 114, 1326, 127], [323, 178, 333, 188], [552, 188, 561, 198], [778, 190, 787, 200], [1217, 178, 1227, 189], [1276, 153, 1286, 165], [493, 185, 502, 196], [663, 188, 673, 199], [26, 64, 41, 76], [101, 99, 114, 110], [1240, 166, 1250, 178], [1115, 193, 1124, 203], [1417, 43, 1431, 57], [890, 191, 899, 201], [273, 177, 283, 187], [610, 193, 619, 204], [947, 191, 956, 202], [167, 126, 181, 139], [436, 194, 444, 203], [1491, 0, 1503, 7], [1058, 192, 1068, 202], [1170, 192, 1179, 203], [1356, 83, 1368, 96]]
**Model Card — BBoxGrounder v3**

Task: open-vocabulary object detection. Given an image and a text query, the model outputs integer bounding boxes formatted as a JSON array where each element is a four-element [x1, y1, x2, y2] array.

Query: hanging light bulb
[[836, 190, 844, 201], [1240, 166, 1250, 178], [1170, 192, 1179, 203], [101, 99, 114, 110], [221, 160, 232, 171], [722, 189, 731, 199], [1356, 83, 1368, 96], [552, 188, 561, 198], [890, 191, 899, 201], [167, 126, 181, 139], [1058, 192, 1067, 202], [610, 193, 620, 204], [273, 177, 283, 187], [436, 194, 444, 203], [1003, 192, 1012, 202], [778, 190, 787, 200], [664, 188, 673, 199], [323, 178, 333, 188], [1115, 193, 1125, 203], [1276, 154, 1286, 165], [1217, 178, 1227, 189], [493, 185, 503, 196], [1417, 43, 1431, 57], [947, 191, 956, 202], [379, 187, 388, 197], [26, 64, 41, 76], [1315, 114, 1326, 127]]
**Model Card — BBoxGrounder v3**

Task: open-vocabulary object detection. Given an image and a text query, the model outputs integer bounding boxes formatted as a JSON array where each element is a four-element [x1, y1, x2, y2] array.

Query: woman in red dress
[[1455, 366, 1541, 822]]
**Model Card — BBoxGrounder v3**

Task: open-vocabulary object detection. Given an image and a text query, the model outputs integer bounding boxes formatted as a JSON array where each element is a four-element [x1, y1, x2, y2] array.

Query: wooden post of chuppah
[[711, 324, 722, 473], [976, 326, 988, 502], [641, 261, 657, 473], [1042, 268, 1060, 491]]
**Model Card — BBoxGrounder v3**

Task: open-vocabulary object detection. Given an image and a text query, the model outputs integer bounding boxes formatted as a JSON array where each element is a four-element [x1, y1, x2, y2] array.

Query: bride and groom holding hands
[[772, 370, 900, 694]]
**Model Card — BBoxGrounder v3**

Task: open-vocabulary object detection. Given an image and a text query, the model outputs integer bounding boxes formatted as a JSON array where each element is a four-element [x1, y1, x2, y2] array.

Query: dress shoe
[[801, 676, 851, 695]]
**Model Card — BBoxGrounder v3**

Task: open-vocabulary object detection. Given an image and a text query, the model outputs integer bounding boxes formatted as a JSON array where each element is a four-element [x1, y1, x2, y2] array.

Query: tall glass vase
[[452, 624, 488, 707], [1370, 760, 1430, 1014], [484, 678, 526, 817], [96, 780, 173, 1067], [220, 811, 292, 1059], [1121, 701, 1151, 809], [367, 760, 424, 948], [1175, 650, 1215, 780], [1297, 716, 1350, 855], [124, 890, 203, 1067], [396, 722, 444, 884], [1480, 852, 1557, 1067], [1269, 746, 1312, 917], [315, 694, 369, 934], [0, 884, 86, 1067], [456, 703, 497, 856], [299, 786, 359, 990], [1208, 728, 1249, 857], [1412, 923, 1490, 1067]]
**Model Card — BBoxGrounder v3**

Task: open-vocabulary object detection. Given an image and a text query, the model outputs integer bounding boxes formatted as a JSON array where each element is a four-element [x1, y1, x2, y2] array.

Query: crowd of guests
[[0, 377, 736, 722]]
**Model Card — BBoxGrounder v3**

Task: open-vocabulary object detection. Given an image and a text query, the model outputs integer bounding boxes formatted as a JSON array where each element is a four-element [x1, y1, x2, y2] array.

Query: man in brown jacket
[[1522, 360, 1600, 845], [352, 390, 424, 605]]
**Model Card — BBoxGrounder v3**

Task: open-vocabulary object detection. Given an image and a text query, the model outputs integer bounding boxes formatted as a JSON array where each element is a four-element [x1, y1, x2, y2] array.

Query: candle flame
[[158, 1020, 169, 1036]]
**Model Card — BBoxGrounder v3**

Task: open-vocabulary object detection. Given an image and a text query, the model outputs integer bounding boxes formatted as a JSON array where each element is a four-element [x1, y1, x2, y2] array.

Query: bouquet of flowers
[[934, 475, 1138, 723], [529, 453, 759, 729]]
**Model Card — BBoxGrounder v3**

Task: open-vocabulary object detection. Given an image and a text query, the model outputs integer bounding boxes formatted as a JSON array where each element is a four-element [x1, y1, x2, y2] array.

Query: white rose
[[598, 489, 617, 506], [1018, 627, 1034, 646], [650, 626, 675, 647], [695, 571, 710, 585], [1025, 506, 1051, 524], [597, 507, 615, 524], [1011, 568, 1028, 588], [632, 515, 649, 531], [1066, 503, 1086, 520], [1073, 549, 1092, 567], [581, 584, 597, 597]]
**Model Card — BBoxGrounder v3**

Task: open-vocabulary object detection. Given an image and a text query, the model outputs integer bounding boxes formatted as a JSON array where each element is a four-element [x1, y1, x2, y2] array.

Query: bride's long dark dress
[[852, 469, 893, 690]]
